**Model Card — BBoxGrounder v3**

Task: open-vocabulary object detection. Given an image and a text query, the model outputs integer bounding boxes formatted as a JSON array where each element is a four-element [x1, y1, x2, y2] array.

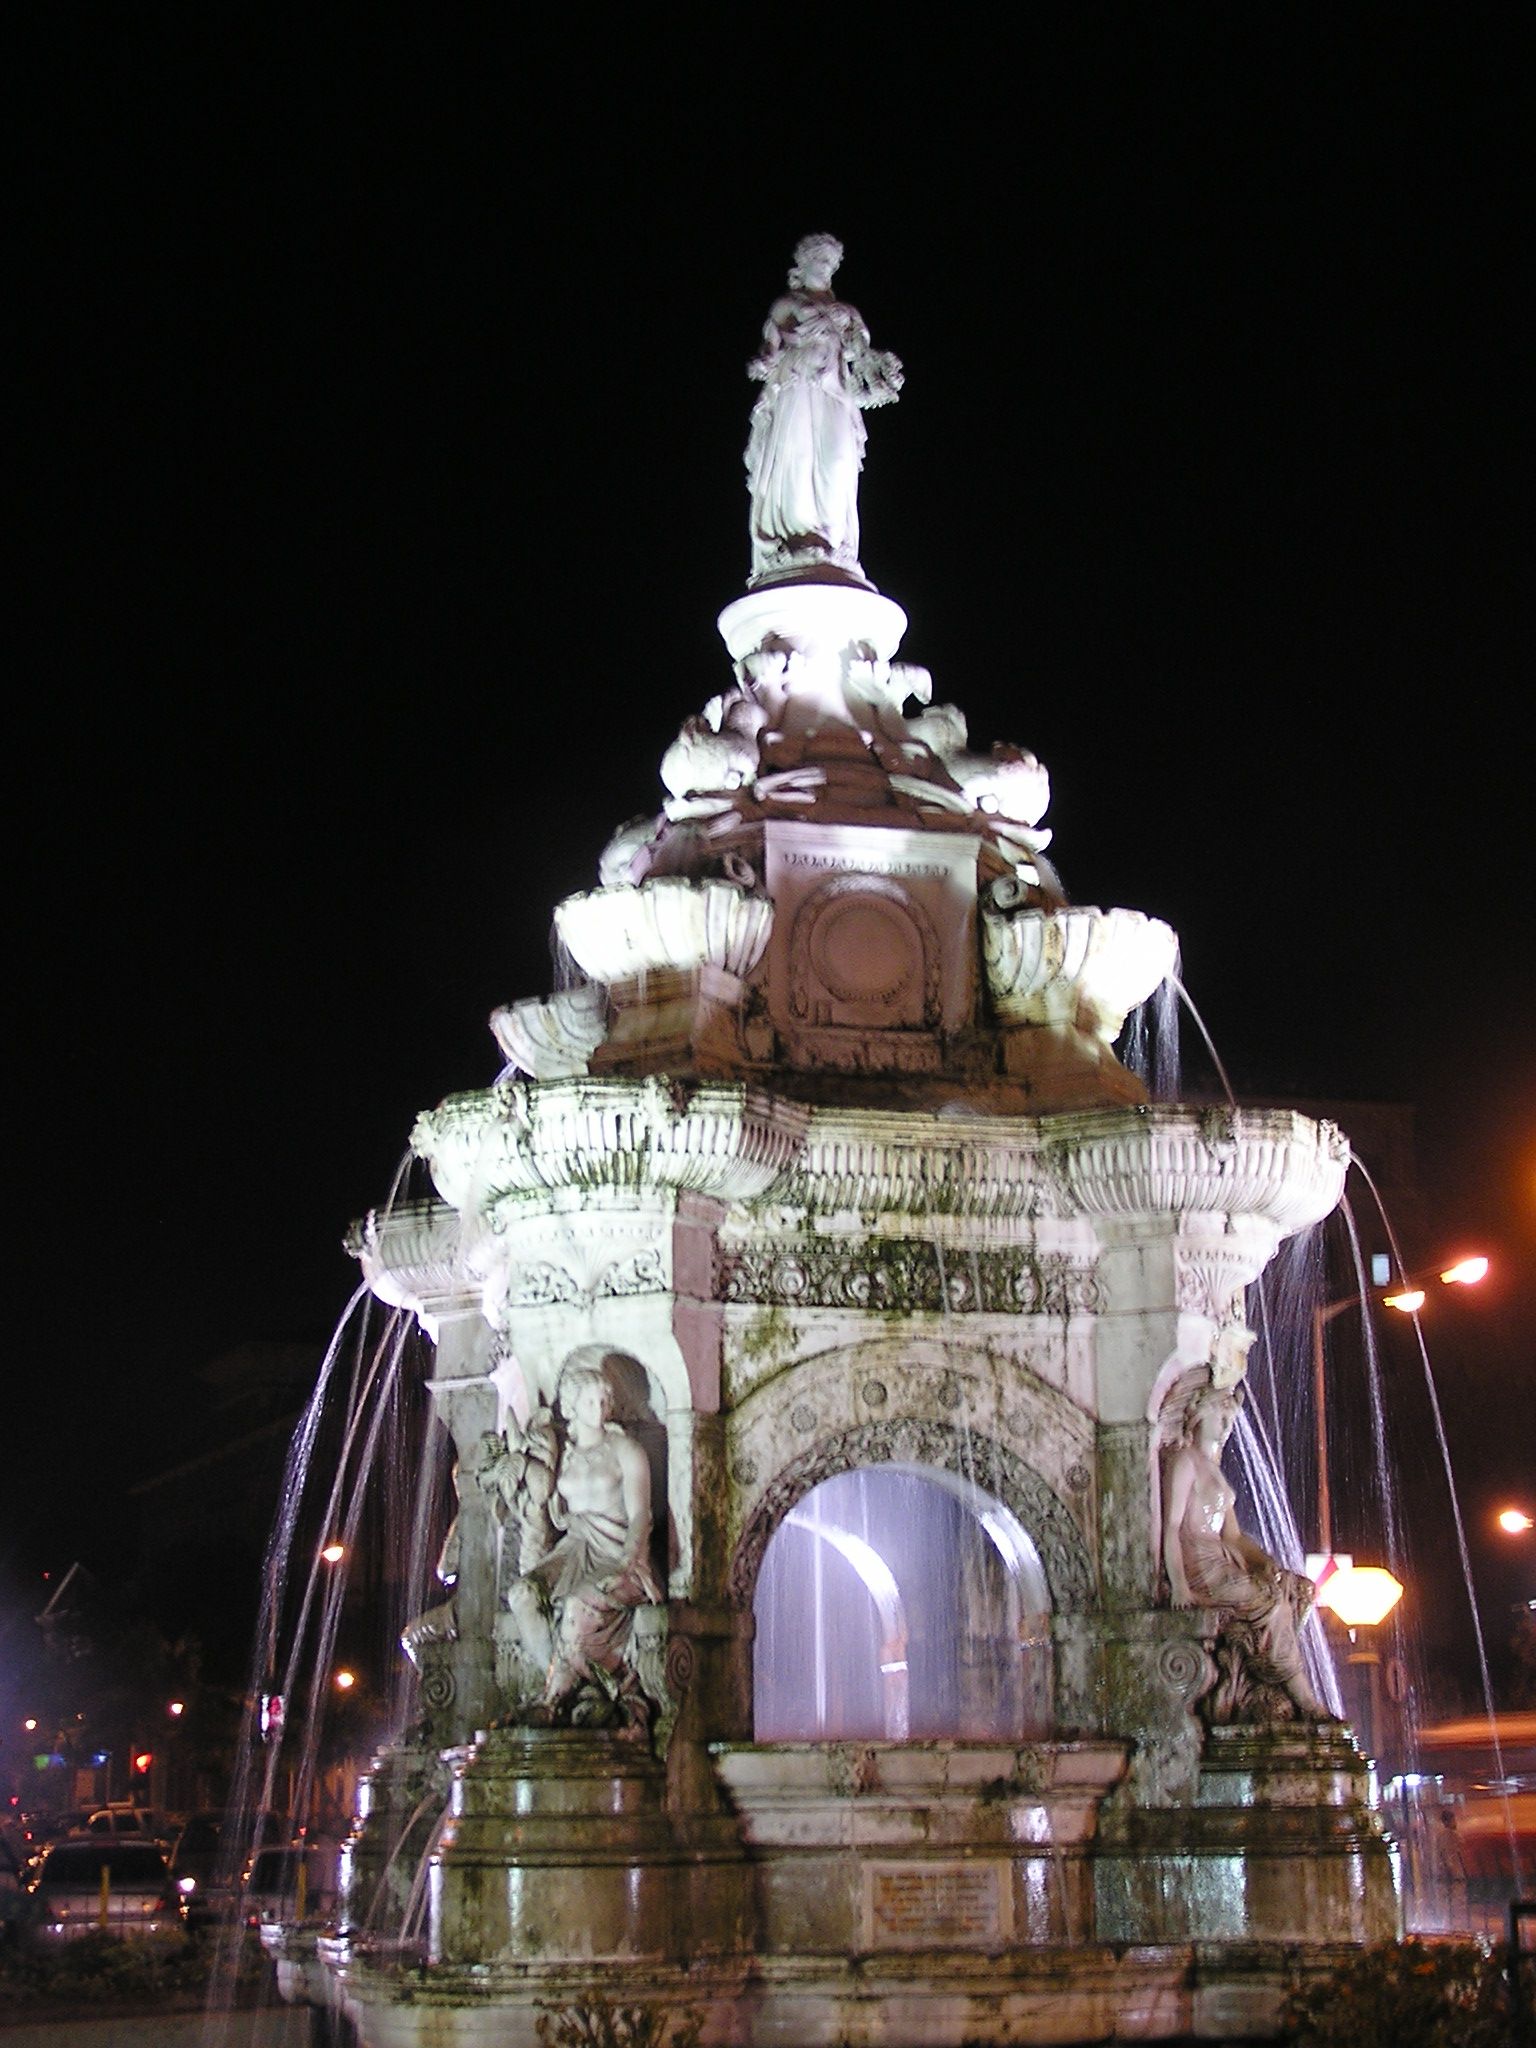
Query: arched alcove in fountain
[[752, 1465, 1053, 1742]]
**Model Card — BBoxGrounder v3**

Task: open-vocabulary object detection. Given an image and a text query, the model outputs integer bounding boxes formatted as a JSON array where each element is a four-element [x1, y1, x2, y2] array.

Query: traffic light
[[132, 1750, 153, 1776]]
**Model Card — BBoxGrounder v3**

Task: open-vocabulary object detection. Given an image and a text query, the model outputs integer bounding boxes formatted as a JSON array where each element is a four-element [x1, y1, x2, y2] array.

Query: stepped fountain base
[[289, 1724, 1396, 2046]]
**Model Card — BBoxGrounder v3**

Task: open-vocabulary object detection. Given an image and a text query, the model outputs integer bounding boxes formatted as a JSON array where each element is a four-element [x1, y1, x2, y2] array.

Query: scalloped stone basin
[[489, 985, 606, 1079], [982, 905, 1177, 1040], [1051, 1105, 1350, 1234], [554, 877, 772, 988], [346, 1200, 463, 1322]]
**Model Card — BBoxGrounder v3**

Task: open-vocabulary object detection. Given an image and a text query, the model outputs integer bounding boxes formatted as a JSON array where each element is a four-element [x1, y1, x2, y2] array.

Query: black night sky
[[11, 18, 1532, 1699]]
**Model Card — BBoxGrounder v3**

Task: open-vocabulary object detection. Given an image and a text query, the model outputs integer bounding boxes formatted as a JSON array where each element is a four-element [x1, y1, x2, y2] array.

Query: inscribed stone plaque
[[864, 1860, 1009, 1949]]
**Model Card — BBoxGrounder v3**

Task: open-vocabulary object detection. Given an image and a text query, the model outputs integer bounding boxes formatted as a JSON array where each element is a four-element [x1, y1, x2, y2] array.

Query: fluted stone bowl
[[554, 877, 772, 987], [982, 905, 1177, 1042]]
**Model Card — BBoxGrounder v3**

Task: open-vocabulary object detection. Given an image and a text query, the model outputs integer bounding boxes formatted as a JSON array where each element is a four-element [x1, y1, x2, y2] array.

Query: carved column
[[424, 1304, 500, 1741]]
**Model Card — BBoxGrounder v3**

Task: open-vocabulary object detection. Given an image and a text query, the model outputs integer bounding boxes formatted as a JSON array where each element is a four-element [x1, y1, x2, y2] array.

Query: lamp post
[[1310, 1254, 1490, 1556]]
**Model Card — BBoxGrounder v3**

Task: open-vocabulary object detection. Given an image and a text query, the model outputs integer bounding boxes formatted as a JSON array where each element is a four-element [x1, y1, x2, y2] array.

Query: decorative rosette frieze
[[411, 1077, 811, 1215], [716, 1237, 1101, 1316], [1048, 1106, 1348, 1234], [553, 876, 772, 988], [982, 904, 1177, 1041]]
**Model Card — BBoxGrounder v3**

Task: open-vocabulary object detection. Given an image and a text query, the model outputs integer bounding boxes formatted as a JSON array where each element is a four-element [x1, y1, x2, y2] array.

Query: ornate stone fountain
[[306, 236, 1396, 2046]]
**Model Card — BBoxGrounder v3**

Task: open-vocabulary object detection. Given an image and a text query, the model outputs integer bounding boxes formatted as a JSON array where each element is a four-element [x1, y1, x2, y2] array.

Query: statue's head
[[1161, 1367, 1243, 1450], [789, 233, 843, 291], [557, 1359, 614, 1429]]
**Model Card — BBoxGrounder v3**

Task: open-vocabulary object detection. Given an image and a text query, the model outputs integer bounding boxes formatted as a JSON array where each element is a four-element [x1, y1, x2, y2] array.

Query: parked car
[[24, 1840, 185, 1943], [240, 1842, 339, 1930], [84, 1805, 164, 1841], [166, 1809, 283, 1926]]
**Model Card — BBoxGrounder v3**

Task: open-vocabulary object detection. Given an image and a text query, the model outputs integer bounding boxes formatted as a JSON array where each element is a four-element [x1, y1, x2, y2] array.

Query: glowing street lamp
[[1381, 1286, 1426, 1313], [1439, 1256, 1490, 1287], [320, 1542, 346, 1565], [1497, 1507, 1534, 1536], [1316, 1564, 1405, 1629], [333, 1669, 357, 1693], [1317, 1563, 1406, 1759]]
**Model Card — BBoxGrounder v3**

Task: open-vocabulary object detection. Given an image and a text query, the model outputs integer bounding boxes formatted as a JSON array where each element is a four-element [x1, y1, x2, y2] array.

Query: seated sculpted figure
[[1161, 1364, 1326, 1722], [497, 1351, 664, 1726]]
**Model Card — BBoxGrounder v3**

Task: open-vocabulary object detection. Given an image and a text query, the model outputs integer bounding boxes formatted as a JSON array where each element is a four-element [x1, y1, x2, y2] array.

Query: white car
[[25, 1840, 185, 1943]]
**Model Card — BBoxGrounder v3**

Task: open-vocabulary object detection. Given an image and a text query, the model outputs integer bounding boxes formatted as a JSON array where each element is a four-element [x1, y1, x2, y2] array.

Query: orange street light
[[334, 1669, 357, 1692], [1440, 1256, 1490, 1286], [1385, 1255, 1491, 1312], [1382, 1287, 1426, 1313], [1497, 1508, 1534, 1535], [320, 1542, 346, 1565]]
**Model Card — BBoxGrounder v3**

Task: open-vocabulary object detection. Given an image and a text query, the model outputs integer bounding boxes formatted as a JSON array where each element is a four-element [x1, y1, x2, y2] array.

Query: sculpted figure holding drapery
[[745, 234, 903, 588], [491, 1348, 665, 1728]]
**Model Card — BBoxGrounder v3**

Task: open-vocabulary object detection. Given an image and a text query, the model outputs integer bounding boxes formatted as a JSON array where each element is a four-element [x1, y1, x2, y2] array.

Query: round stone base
[[718, 583, 908, 663]]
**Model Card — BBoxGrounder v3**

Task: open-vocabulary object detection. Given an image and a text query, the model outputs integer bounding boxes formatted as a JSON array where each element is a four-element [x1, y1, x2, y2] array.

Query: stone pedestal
[[714, 1738, 1128, 1953], [430, 1728, 751, 1968], [1093, 1723, 1400, 1946]]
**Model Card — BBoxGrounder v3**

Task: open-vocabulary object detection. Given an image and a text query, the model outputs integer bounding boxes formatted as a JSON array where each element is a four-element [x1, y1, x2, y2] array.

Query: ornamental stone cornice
[[745, 1101, 1344, 1239], [408, 1088, 1344, 1246], [411, 1077, 811, 1214]]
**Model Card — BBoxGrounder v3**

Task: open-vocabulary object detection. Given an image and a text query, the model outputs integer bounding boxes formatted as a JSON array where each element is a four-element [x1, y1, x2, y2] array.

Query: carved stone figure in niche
[[1160, 1362, 1327, 1723], [745, 234, 903, 588], [493, 1349, 666, 1728]]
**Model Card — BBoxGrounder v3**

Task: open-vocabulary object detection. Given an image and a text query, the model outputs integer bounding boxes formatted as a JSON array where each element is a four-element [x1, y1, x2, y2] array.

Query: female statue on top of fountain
[[1160, 1362, 1326, 1722], [745, 233, 903, 588]]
